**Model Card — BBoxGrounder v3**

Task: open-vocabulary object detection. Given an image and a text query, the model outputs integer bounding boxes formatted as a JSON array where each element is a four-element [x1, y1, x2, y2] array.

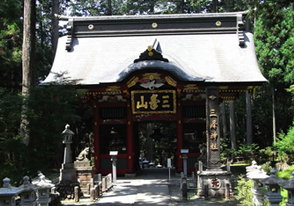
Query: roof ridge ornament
[[66, 19, 74, 51], [134, 39, 168, 63], [237, 14, 245, 47]]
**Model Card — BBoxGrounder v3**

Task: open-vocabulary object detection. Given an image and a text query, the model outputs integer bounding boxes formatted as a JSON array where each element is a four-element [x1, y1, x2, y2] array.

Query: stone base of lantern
[[74, 159, 94, 195], [56, 181, 80, 200], [60, 163, 77, 182], [58, 163, 80, 199], [197, 169, 232, 197]]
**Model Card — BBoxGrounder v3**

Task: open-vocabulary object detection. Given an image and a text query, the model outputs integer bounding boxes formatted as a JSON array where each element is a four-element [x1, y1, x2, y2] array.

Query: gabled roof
[[42, 12, 267, 86]]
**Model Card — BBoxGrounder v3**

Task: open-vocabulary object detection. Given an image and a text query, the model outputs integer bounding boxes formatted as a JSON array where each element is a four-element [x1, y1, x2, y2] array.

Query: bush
[[236, 175, 254, 206], [275, 125, 294, 163]]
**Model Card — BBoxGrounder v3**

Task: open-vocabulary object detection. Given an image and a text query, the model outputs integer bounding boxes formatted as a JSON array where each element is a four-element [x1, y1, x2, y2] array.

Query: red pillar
[[176, 99, 183, 173], [127, 104, 134, 174], [93, 104, 100, 173]]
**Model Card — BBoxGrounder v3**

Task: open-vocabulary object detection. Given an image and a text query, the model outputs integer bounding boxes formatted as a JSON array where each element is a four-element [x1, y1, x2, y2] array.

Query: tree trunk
[[51, 0, 59, 63], [272, 85, 276, 145], [246, 91, 253, 145], [225, 0, 230, 12], [221, 102, 227, 138], [213, 0, 218, 12], [229, 101, 237, 151], [107, 0, 112, 15], [21, 0, 36, 145]]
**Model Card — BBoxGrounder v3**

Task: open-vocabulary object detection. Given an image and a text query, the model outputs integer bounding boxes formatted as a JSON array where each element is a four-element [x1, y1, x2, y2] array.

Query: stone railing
[[87, 173, 113, 202], [246, 161, 294, 206]]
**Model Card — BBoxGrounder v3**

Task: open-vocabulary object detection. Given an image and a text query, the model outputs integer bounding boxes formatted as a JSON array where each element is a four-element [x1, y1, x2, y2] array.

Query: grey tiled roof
[[42, 13, 266, 85]]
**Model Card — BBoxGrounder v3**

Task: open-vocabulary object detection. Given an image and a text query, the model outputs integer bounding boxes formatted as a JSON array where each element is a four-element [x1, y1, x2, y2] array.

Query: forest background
[[1, 0, 294, 183]]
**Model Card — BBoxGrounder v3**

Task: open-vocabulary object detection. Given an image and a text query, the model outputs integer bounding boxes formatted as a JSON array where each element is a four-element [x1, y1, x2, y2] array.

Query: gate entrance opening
[[135, 122, 177, 170]]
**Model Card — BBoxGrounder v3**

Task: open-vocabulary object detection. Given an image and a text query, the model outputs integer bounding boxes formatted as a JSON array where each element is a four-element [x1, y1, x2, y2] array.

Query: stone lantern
[[32, 172, 54, 206], [280, 171, 294, 206], [18, 176, 37, 206], [58, 124, 79, 199], [60, 124, 76, 182], [62, 124, 74, 164], [0, 177, 22, 206], [262, 170, 285, 206], [247, 166, 269, 206]]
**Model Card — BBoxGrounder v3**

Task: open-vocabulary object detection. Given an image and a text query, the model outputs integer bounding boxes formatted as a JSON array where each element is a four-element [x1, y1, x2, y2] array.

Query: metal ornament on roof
[[134, 39, 168, 63]]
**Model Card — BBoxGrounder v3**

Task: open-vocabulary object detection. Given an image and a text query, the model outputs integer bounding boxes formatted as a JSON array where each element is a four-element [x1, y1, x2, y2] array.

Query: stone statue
[[76, 147, 89, 161]]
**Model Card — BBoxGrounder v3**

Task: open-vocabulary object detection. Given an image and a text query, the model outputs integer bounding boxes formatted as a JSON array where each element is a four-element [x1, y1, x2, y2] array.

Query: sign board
[[109, 151, 118, 156], [131, 90, 176, 114], [181, 149, 189, 154], [167, 158, 172, 168]]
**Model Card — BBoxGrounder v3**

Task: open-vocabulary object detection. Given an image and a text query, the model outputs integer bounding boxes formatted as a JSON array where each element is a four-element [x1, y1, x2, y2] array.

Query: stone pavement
[[61, 168, 242, 206]]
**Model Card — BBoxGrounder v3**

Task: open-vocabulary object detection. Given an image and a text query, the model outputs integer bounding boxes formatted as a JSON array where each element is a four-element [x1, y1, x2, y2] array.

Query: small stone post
[[19, 176, 37, 206], [0, 177, 22, 206], [280, 171, 294, 206], [181, 177, 188, 200], [262, 170, 285, 206], [247, 166, 269, 206], [32, 172, 55, 206], [110, 151, 118, 184], [181, 149, 189, 177], [74, 186, 79, 202]]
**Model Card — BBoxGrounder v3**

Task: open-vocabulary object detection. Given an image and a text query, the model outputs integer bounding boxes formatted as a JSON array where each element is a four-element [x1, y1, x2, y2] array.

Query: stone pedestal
[[198, 169, 232, 197], [60, 163, 77, 182], [74, 160, 94, 195]]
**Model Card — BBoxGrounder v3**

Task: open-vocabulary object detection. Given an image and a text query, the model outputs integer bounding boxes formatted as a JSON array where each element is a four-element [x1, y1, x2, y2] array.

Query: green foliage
[[275, 125, 294, 163], [0, 84, 93, 183], [277, 165, 294, 206], [261, 161, 273, 174], [237, 143, 259, 163], [277, 165, 294, 180], [236, 175, 254, 206], [0, 0, 22, 91]]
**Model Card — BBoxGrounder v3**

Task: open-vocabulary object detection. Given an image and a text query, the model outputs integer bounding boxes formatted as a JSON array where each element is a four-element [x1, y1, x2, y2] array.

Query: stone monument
[[197, 87, 232, 197], [74, 147, 94, 195]]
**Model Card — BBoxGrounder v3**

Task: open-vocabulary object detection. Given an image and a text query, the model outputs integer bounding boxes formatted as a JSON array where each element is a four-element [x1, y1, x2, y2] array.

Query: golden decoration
[[106, 86, 121, 92], [165, 76, 177, 87], [210, 131, 218, 141], [209, 95, 216, 100], [210, 119, 217, 130], [127, 76, 138, 88], [151, 22, 158, 29], [131, 90, 176, 114], [210, 109, 217, 117], [215, 21, 222, 27], [219, 86, 228, 90], [183, 84, 199, 91], [88, 24, 94, 30], [142, 73, 161, 80]]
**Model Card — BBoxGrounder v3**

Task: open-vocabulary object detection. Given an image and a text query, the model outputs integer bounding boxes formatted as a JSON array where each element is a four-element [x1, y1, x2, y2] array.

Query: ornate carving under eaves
[[98, 95, 126, 102], [66, 19, 74, 51]]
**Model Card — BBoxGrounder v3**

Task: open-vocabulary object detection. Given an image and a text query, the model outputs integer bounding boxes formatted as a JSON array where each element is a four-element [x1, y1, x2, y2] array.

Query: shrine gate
[[43, 12, 266, 176]]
